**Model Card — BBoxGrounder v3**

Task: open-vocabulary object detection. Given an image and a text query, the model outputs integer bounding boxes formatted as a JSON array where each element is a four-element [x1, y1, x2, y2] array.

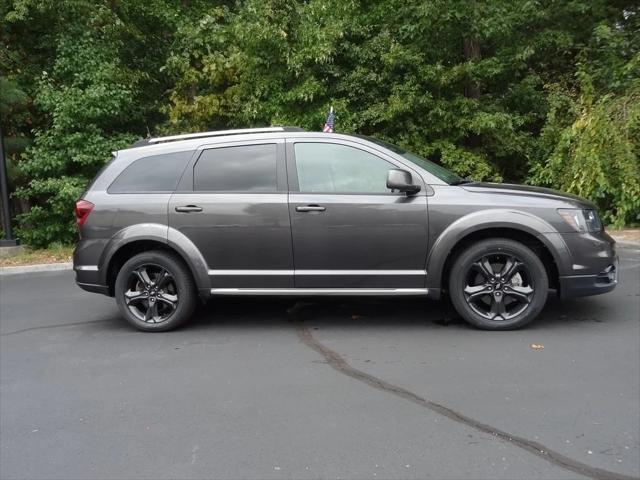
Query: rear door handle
[[295, 205, 326, 212], [175, 205, 203, 213]]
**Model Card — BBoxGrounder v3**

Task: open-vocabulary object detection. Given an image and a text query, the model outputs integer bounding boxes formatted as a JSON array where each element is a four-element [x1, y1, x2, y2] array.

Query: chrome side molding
[[207, 269, 426, 276], [210, 288, 429, 296]]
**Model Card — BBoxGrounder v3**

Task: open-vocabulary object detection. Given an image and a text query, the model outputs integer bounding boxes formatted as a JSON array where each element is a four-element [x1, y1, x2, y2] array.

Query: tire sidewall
[[115, 251, 195, 332], [449, 239, 548, 330]]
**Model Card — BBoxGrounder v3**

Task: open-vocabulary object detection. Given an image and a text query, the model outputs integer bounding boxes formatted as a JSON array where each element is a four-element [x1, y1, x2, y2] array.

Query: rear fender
[[98, 223, 210, 297]]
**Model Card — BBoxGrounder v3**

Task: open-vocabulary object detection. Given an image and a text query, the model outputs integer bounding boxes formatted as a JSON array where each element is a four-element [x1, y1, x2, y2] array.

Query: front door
[[169, 140, 294, 289], [287, 139, 429, 288]]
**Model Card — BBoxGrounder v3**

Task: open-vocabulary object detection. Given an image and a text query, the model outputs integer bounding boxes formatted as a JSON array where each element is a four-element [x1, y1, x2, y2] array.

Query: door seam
[[284, 140, 297, 287]]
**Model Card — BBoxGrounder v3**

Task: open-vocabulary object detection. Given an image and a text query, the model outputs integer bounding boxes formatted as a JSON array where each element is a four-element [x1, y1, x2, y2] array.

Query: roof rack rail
[[141, 126, 305, 145]]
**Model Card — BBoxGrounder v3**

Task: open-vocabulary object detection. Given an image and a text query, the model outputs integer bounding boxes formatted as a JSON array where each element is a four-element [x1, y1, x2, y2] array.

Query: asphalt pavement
[[1, 246, 639, 480]]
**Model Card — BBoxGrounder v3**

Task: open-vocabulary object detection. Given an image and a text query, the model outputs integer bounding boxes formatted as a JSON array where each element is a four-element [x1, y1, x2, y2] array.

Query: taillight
[[75, 199, 94, 227]]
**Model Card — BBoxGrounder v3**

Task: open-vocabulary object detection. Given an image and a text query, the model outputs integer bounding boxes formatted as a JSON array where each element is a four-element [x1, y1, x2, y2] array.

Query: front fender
[[425, 209, 571, 289]]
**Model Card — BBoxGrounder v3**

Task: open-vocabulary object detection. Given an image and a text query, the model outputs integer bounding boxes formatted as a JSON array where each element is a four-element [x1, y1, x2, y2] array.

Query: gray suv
[[73, 127, 618, 331]]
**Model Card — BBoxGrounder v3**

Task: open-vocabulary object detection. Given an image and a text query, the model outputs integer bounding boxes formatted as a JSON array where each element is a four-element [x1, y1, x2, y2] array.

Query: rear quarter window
[[108, 151, 192, 193], [193, 144, 277, 192]]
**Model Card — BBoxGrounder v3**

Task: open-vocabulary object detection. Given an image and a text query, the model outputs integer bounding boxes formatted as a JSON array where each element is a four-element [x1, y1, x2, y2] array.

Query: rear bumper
[[77, 281, 110, 295], [559, 262, 618, 298], [74, 265, 110, 296]]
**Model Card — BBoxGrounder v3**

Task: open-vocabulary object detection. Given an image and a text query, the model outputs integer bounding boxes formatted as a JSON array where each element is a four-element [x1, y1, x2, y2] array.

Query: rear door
[[287, 139, 429, 288], [169, 139, 294, 289]]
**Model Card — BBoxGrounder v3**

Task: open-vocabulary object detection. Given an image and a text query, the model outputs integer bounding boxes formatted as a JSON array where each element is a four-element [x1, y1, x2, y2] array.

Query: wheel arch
[[426, 210, 568, 294], [99, 224, 209, 297]]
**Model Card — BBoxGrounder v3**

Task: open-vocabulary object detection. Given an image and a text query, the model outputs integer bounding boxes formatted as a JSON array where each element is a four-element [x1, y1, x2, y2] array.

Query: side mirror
[[387, 169, 421, 194]]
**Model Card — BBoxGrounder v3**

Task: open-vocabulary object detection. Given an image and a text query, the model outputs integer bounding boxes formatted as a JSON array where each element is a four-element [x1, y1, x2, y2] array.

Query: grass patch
[[0, 243, 74, 267]]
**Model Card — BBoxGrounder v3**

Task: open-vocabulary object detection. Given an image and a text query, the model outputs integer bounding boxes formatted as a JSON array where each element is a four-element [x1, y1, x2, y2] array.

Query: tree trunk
[[463, 36, 482, 148], [463, 36, 481, 99]]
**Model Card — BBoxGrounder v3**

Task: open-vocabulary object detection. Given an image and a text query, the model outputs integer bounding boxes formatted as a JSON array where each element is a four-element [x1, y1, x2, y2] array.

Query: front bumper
[[559, 262, 618, 298], [553, 229, 618, 298], [540, 229, 618, 298]]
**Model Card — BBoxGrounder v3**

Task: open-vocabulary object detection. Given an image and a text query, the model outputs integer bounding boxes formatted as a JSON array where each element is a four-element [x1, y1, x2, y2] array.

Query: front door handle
[[296, 205, 326, 212], [175, 205, 203, 213]]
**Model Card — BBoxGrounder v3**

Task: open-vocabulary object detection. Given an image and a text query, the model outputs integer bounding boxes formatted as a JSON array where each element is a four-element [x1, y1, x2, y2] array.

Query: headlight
[[557, 209, 602, 232]]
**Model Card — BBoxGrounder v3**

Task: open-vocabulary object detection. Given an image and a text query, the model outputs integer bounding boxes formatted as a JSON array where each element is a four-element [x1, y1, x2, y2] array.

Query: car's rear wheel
[[449, 238, 548, 330], [115, 250, 197, 332]]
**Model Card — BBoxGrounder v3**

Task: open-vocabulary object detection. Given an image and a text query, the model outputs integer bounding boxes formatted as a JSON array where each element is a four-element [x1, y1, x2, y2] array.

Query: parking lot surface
[[1, 246, 639, 480]]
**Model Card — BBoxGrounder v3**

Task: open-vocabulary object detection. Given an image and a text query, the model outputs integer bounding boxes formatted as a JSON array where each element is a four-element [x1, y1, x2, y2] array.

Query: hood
[[461, 182, 595, 209]]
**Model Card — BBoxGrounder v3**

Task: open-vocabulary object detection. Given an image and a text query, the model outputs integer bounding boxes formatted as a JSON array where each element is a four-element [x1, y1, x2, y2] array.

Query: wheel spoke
[[155, 269, 172, 288], [157, 293, 178, 310], [144, 301, 158, 323], [464, 284, 491, 302], [124, 289, 146, 305], [134, 267, 153, 287], [504, 285, 533, 303], [501, 257, 521, 282], [488, 295, 506, 320], [473, 257, 495, 279]]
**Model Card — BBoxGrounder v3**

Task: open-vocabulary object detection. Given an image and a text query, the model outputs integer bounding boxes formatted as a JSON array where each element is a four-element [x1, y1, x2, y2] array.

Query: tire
[[114, 250, 197, 332], [448, 238, 548, 330]]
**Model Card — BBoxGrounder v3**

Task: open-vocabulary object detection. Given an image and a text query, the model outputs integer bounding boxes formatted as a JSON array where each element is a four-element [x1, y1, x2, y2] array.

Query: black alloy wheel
[[463, 253, 534, 321], [115, 250, 197, 332], [124, 264, 179, 324], [449, 238, 548, 330]]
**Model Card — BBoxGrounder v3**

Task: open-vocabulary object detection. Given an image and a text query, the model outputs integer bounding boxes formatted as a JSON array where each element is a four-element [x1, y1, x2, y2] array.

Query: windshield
[[360, 136, 464, 185]]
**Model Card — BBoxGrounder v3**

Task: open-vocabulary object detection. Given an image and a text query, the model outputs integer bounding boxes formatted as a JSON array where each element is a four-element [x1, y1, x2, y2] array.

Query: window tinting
[[194, 144, 277, 192], [108, 151, 192, 193], [294, 143, 394, 193]]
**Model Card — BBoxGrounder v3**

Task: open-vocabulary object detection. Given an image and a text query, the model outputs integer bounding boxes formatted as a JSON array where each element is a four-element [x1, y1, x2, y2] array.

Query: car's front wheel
[[449, 238, 548, 330], [114, 250, 197, 332]]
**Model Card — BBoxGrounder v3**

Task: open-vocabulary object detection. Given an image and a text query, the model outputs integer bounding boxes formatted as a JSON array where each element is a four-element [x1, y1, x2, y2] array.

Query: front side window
[[358, 135, 464, 184], [294, 143, 395, 193], [108, 151, 192, 193], [194, 144, 277, 192]]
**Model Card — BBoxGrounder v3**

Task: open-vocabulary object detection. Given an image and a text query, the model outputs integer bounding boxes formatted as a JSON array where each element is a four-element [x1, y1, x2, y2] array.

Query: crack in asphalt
[[0, 319, 111, 337], [293, 316, 638, 480]]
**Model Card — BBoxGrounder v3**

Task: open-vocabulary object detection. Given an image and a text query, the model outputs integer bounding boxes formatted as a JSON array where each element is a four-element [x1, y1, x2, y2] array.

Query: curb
[[0, 262, 73, 276], [611, 237, 640, 249], [615, 242, 640, 249]]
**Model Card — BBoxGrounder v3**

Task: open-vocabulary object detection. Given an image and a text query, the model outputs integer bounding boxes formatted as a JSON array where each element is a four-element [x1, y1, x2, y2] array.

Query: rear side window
[[108, 151, 192, 193], [194, 144, 277, 192]]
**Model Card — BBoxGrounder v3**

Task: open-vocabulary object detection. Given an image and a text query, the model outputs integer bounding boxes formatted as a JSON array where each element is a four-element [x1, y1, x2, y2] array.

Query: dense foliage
[[1, 0, 638, 247]]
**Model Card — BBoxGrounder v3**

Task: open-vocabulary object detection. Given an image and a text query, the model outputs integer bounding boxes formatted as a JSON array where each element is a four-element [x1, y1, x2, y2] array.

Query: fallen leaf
[[530, 343, 545, 350]]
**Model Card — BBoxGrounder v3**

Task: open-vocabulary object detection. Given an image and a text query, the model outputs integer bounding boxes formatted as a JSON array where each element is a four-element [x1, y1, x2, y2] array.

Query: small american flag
[[323, 106, 334, 133]]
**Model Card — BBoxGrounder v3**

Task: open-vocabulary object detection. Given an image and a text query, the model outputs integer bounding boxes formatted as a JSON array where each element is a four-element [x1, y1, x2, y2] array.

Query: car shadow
[[169, 293, 621, 334]]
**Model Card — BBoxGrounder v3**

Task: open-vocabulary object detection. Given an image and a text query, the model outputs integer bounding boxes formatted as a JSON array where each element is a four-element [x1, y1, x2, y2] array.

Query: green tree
[[3, 0, 182, 247], [1, 0, 638, 246], [530, 15, 640, 226], [164, 0, 637, 186]]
